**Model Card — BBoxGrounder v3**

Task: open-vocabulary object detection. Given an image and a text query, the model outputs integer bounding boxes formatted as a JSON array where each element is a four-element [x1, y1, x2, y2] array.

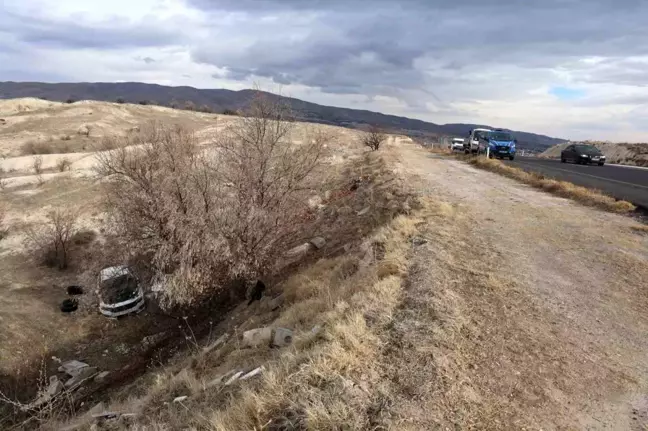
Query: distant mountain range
[[0, 81, 566, 152]]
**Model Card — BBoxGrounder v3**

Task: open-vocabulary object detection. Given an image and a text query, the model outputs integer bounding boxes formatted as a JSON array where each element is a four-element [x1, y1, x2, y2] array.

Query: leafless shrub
[[71, 229, 97, 245], [32, 155, 43, 175], [0, 205, 7, 240], [21, 140, 72, 155], [96, 93, 330, 306], [55, 157, 72, 172], [25, 209, 77, 270], [361, 126, 387, 151]]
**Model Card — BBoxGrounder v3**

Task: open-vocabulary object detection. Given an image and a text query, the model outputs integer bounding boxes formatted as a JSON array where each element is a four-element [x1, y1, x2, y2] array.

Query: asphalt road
[[504, 157, 648, 209]]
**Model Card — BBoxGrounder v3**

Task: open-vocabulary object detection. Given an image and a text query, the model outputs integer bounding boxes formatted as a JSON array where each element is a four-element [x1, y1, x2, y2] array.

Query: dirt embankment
[[542, 141, 648, 166], [379, 142, 648, 429]]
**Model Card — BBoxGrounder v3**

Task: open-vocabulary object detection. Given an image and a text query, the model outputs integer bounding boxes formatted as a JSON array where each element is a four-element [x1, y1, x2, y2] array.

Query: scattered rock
[[411, 236, 428, 246], [91, 412, 120, 420], [350, 178, 362, 191], [206, 371, 234, 388], [65, 366, 98, 388], [46, 375, 65, 397], [141, 332, 168, 351], [94, 371, 110, 383], [323, 190, 332, 200], [77, 125, 90, 136], [272, 328, 293, 348], [309, 237, 326, 249], [285, 242, 313, 258], [240, 366, 265, 381], [357, 206, 370, 216], [224, 371, 244, 386], [28, 376, 65, 409], [311, 325, 323, 335], [128, 126, 140, 133], [268, 294, 285, 311], [89, 402, 107, 416], [173, 396, 188, 403], [242, 327, 293, 348], [203, 333, 229, 354], [242, 327, 273, 348], [308, 195, 323, 209], [58, 360, 89, 376]]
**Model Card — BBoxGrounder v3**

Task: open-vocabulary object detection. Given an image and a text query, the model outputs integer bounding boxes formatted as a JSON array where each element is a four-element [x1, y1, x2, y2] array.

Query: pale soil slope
[[380, 142, 648, 429]]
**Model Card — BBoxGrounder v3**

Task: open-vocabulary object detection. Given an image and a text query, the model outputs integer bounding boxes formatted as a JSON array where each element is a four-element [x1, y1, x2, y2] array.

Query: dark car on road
[[561, 144, 606, 166]]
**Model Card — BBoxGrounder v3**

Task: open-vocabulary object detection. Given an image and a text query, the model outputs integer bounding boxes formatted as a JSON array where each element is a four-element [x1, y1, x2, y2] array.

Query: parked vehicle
[[450, 138, 465, 151], [561, 143, 606, 165], [465, 128, 492, 154], [484, 130, 517, 160]]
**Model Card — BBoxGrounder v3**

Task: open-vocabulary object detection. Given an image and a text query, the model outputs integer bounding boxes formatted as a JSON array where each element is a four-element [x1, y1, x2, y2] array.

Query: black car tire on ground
[[561, 157, 566, 163], [598, 162, 605, 166], [61, 299, 78, 313], [509, 155, 515, 161], [67, 285, 84, 295]]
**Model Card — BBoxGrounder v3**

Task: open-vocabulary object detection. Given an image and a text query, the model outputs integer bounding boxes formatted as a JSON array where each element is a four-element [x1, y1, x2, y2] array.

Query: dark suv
[[561, 144, 606, 166]]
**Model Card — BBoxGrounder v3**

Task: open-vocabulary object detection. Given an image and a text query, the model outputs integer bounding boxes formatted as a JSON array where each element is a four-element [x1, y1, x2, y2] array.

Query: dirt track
[[382, 141, 648, 429]]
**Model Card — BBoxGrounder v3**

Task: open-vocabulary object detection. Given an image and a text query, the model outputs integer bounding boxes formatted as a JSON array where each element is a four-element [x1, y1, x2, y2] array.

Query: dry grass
[[20, 140, 74, 155], [631, 224, 648, 235], [466, 156, 636, 213], [47, 153, 441, 430]]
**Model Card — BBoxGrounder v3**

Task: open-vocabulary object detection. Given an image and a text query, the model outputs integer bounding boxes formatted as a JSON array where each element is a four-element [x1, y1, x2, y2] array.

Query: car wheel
[[60, 299, 78, 313], [598, 162, 605, 166], [561, 157, 566, 163], [509, 155, 515, 161]]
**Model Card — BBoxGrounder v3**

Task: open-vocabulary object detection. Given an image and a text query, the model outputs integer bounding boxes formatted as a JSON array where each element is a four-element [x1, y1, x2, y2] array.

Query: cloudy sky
[[1, 0, 648, 141]]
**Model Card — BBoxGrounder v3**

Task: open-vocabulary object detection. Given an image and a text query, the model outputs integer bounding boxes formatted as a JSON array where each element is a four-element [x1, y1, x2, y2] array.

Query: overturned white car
[[97, 266, 145, 318]]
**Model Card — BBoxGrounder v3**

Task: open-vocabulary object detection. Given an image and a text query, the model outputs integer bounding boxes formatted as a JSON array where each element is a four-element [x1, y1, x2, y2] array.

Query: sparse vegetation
[[31, 155, 43, 175], [71, 229, 97, 245], [361, 125, 387, 151], [65, 98, 75, 104], [466, 156, 636, 213], [25, 209, 77, 270], [20, 139, 72, 155], [222, 109, 239, 116], [96, 93, 331, 307], [0, 205, 7, 240], [183, 100, 196, 111], [115, 97, 125, 104], [55, 157, 72, 172]]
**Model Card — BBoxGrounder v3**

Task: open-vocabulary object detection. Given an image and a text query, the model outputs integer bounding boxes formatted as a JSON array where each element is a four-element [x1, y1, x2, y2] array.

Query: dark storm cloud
[[186, 0, 648, 100], [0, 10, 180, 49]]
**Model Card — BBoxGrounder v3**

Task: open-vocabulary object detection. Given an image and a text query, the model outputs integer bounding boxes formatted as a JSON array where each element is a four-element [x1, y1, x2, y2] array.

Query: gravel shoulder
[[381, 142, 648, 429]]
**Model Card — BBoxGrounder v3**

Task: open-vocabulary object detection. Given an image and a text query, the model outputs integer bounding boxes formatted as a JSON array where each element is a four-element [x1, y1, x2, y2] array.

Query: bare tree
[[95, 95, 331, 306], [25, 209, 77, 269], [361, 126, 387, 151], [213, 93, 329, 279]]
